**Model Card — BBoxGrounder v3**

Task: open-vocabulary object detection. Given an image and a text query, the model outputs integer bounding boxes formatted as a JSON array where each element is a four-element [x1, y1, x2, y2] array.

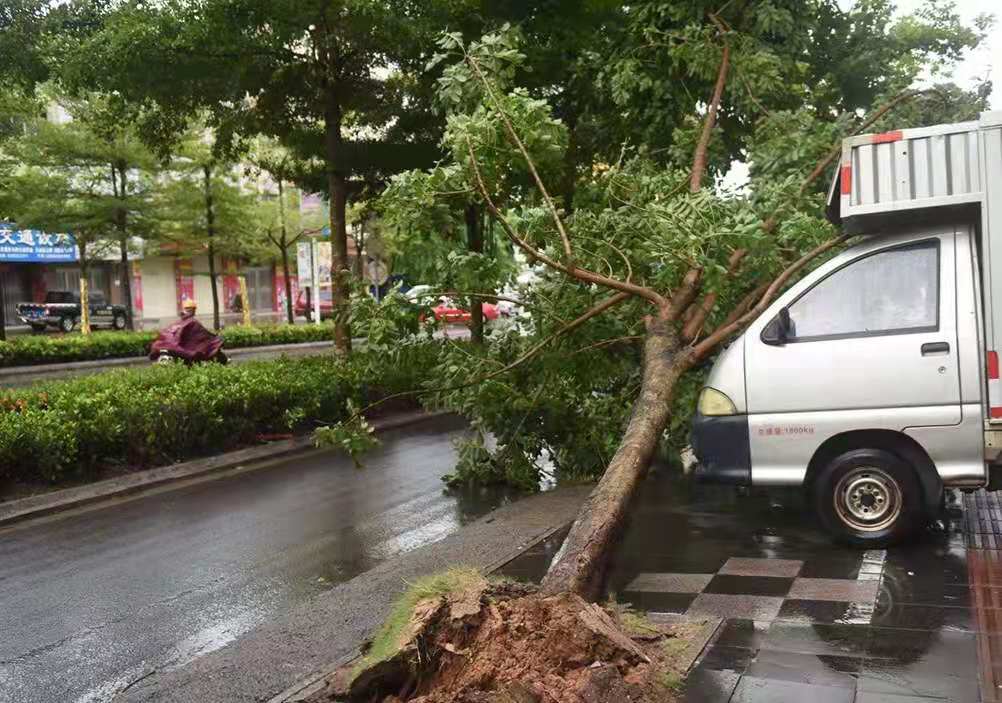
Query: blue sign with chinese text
[[0, 223, 77, 263]]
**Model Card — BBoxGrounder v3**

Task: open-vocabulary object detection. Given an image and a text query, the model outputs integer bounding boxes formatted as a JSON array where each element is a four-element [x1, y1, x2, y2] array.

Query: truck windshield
[[44, 291, 75, 304]]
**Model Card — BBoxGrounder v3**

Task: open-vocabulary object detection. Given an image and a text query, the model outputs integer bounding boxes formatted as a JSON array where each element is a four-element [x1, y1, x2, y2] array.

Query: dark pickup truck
[[16, 290, 128, 333]]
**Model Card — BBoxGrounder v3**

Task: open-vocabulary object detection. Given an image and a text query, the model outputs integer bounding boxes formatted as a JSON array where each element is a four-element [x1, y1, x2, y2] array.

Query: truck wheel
[[30, 324, 47, 334], [113, 313, 126, 330], [59, 316, 75, 333], [813, 448, 923, 547]]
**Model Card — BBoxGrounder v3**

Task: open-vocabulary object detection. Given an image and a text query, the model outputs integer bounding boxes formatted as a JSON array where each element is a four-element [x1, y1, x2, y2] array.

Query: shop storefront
[[0, 222, 304, 330]]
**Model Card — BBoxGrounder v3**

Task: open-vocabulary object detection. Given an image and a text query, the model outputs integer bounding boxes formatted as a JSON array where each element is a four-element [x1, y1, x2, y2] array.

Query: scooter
[[149, 317, 228, 366]]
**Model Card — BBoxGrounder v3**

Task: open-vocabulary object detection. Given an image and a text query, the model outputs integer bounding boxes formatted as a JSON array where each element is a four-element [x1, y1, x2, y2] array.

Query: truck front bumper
[[690, 411, 752, 485]]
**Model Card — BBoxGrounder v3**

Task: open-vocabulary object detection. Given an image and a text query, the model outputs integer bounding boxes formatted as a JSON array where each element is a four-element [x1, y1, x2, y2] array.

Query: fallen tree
[[317, 9, 986, 700]]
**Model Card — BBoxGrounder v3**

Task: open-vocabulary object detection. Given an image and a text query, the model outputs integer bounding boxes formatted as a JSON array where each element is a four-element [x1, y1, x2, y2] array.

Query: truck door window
[[785, 240, 939, 342]]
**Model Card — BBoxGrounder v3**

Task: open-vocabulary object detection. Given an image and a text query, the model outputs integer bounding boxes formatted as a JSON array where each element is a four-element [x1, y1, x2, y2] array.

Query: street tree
[[57, 0, 463, 353], [3, 114, 124, 334], [245, 139, 326, 324], [2, 92, 160, 334], [71, 94, 160, 330], [156, 127, 255, 329]]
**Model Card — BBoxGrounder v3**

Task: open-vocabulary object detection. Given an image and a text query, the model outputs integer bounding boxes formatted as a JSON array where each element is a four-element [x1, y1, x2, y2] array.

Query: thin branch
[[569, 335, 644, 356], [691, 234, 850, 359], [734, 65, 771, 118], [690, 14, 731, 193], [465, 138, 669, 308], [464, 51, 574, 262]]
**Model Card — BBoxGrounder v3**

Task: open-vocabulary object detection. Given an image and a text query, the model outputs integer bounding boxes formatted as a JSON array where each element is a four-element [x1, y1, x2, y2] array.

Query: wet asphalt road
[[0, 416, 509, 703]]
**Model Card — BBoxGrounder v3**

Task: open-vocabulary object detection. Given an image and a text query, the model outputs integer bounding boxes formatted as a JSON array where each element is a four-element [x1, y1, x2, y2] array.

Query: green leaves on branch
[[314, 401, 380, 469]]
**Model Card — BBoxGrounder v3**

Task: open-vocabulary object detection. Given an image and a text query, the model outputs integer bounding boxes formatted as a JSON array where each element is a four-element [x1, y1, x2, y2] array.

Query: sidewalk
[[498, 470, 981, 702]]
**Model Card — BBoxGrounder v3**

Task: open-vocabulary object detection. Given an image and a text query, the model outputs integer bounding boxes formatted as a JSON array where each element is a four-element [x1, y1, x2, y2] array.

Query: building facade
[[0, 222, 305, 329]]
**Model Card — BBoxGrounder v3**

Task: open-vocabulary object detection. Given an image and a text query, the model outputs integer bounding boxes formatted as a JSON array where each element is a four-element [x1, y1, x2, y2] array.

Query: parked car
[[16, 290, 127, 333], [691, 111, 1002, 546], [430, 297, 500, 324], [294, 288, 333, 321]]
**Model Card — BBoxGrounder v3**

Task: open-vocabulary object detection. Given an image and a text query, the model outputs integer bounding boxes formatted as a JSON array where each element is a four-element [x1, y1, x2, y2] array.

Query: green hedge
[[0, 341, 438, 485], [0, 323, 339, 368]]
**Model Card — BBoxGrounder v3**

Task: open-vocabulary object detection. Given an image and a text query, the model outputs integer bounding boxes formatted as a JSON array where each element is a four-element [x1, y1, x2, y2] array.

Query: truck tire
[[113, 313, 126, 330], [59, 316, 75, 333], [813, 447, 923, 547], [30, 324, 47, 334]]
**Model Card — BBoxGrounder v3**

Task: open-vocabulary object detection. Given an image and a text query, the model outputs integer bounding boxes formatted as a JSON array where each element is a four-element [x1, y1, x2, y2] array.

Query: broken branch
[[465, 138, 669, 308]]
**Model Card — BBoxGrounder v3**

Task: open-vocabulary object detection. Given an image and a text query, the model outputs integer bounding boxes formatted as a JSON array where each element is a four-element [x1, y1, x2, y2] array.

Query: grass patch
[[354, 567, 485, 678]]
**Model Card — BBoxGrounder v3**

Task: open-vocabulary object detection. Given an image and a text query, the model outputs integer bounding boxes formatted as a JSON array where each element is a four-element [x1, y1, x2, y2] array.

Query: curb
[[0, 339, 341, 380], [264, 518, 578, 703], [0, 409, 451, 528]]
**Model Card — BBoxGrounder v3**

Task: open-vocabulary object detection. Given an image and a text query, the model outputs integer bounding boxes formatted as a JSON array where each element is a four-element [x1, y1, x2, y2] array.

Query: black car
[[16, 290, 128, 333]]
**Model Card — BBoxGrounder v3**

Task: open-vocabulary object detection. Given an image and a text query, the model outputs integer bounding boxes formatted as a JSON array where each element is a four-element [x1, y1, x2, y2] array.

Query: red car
[[431, 298, 500, 324], [294, 289, 334, 321]]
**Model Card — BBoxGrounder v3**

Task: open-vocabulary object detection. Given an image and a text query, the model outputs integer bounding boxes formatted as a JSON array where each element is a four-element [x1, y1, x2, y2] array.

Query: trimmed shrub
[[0, 341, 440, 486], [0, 323, 340, 368]]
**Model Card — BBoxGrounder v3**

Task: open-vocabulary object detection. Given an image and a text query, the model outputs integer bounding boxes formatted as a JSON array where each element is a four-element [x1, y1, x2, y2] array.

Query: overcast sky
[[879, 0, 1000, 109]]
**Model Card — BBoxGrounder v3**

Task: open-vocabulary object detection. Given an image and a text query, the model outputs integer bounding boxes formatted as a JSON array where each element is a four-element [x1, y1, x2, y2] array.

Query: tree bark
[[281, 240, 294, 324], [277, 179, 294, 324], [114, 161, 134, 330], [203, 165, 221, 330], [324, 85, 352, 354], [540, 308, 691, 600], [78, 243, 91, 336], [465, 203, 484, 345]]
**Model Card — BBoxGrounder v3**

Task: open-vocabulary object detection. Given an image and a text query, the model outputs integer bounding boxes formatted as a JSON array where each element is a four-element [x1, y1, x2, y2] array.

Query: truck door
[[746, 233, 961, 427]]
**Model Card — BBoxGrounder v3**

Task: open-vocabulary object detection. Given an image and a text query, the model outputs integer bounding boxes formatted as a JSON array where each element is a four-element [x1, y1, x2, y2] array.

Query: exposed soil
[[319, 580, 704, 703]]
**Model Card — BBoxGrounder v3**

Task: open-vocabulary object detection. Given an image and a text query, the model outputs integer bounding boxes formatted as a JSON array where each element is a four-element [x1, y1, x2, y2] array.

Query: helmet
[[182, 299, 197, 311]]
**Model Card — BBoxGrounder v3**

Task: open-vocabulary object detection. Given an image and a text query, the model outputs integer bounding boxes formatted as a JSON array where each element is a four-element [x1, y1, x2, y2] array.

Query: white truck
[[691, 111, 1002, 546]]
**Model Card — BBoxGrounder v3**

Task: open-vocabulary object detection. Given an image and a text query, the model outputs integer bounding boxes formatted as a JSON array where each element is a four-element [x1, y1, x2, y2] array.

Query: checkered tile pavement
[[621, 553, 886, 624]]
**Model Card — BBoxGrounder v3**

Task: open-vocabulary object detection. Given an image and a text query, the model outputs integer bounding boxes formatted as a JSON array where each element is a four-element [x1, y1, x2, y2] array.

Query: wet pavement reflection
[[497, 463, 982, 702], [0, 416, 517, 703]]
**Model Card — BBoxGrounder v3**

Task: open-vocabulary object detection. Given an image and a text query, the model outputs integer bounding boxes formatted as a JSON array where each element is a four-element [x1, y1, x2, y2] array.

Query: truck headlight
[[698, 387, 737, 416]]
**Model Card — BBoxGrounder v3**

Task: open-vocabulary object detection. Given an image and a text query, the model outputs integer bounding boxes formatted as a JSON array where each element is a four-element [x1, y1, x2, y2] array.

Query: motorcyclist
[[149, 299, 227, 365], [181, 298, 198, 319]]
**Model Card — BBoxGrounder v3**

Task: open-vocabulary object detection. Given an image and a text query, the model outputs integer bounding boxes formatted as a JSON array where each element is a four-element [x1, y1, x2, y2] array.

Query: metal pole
[[312, 238, 321, 326]]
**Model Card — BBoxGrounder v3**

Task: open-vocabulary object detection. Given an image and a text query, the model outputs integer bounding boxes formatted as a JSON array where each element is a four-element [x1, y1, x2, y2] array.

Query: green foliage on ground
[[0, 341, 439, 485]]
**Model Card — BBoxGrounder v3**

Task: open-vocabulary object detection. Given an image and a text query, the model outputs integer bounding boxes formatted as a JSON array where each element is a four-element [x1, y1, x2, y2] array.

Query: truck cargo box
[[827, 112, 1002, 232]]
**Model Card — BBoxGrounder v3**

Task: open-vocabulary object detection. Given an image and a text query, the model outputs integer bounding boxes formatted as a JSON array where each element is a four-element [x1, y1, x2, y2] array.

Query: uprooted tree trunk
[[541, 309, 693, 600]]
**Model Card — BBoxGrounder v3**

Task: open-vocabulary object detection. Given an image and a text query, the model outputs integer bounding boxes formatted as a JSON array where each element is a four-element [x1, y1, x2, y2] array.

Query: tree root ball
[[314, 578, 703, 703]]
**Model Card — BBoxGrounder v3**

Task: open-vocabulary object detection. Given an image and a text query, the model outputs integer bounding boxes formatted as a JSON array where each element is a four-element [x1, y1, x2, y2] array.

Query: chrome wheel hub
[[834, 467, 902, 532]]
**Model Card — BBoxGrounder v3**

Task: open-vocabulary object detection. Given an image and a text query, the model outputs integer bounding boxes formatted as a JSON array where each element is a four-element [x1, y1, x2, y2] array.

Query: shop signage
[[0, 223, 77, 263]]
